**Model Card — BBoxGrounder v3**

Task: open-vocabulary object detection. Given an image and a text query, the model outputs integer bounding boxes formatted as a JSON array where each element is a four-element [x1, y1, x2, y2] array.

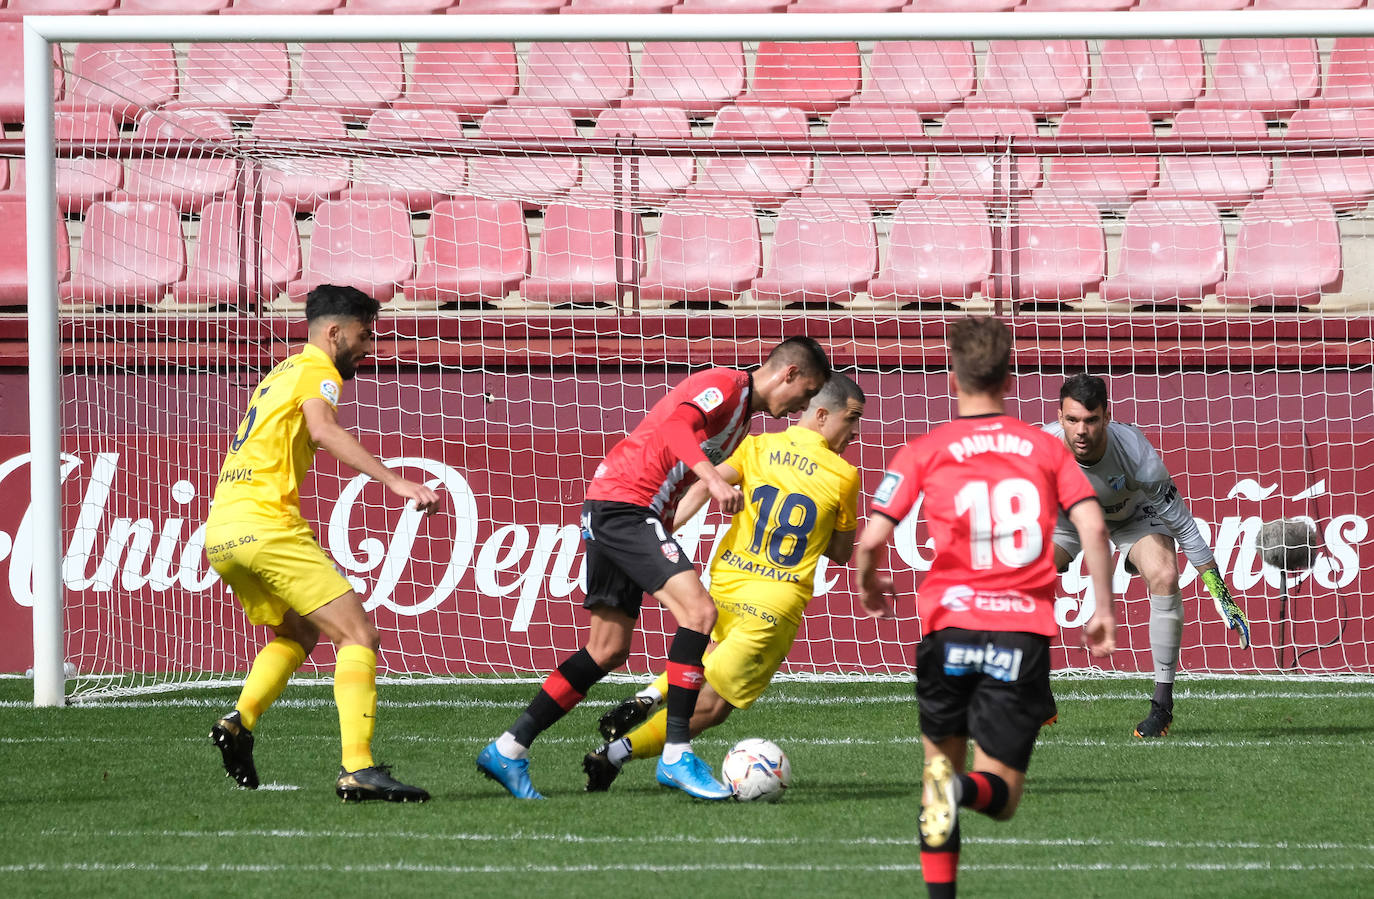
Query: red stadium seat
[[54, 110, 122, 214], [1311, 38, 1374, 110], [0, 160, 23, 197], [169, 43, 290, 119], [289, 199, 414, 303], [509, 42, 631, 120], [1251, 0, 1360, 7], [639, 199, 761, 307], [1100, 200, 1225, 307], [174, 199, 300, 308], [574, 107, 696, 207], [902, 0, 1018, 9], [223, 0, 342, 12], [0, 199, 67, 308], [466, 106, 582, 206], [349, 108, 467, 211], [849, 40, 976, 116], [987, 199, 1104, 304], [111, 0, 231, 11], [675, 0, 789, 11], [1196, 39, 1320, 120], [125, 110, 238, 214], [738, 41, 862, 116], [1134, 0, 1245, 7], [0, 24, 61, 124], [1082, 39, 1204, 117], [867, 198, 991, 307], [0, 0, 117, 17], [1035, 108, 1157, 210], [1149, 108, 1269, 209], [449, 0, 567, 10], [1216, 198, 1342, 307], [563, 0, 677, 10], [1266, 107, 1374, 211], [253, 108, 352, 212], [623, 42, 746, 115], [62, 43, 176, 123], [973, 40, 1090, 116], [61, 200, 184, 308], [924, 107, 1042, 201], [335, 0, 456, 11], [284, 43, 404, 118], [752, 197, 876, 307], [1020, 0, 1132, 7], [809, 106, 927, 207], [405, 196, 529, 307], [395, 43, 518, 120], [521, 203, 644, 307], [687, 105, 813, 208], [789, 0, 905, 13]]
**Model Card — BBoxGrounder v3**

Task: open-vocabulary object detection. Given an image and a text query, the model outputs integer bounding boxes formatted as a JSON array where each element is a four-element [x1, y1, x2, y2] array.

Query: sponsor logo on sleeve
[[320, 380, 341, 406], [692, 387, 725, 413], [873, 471, 903, 506]]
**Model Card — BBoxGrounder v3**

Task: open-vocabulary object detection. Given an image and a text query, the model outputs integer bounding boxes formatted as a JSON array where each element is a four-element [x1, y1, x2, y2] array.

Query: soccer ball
[[720, 738, 791, 802]]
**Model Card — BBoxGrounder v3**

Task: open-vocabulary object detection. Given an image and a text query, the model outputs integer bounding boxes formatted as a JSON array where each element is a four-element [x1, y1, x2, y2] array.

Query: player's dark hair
[[305, 284, 380, 327], [813, 371, 865, 410], [1060, 372, 1109, 412], [948, 316, 1011, 394], [766, 336, 832, 381]]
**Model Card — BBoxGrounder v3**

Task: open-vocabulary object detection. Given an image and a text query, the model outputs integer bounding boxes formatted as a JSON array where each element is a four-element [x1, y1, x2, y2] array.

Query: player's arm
[[824, 528, 855, 565], [670, 462, 743, 532], [824, 471, 860, 564], [853, 513, 897, 619], [660, 403, 743, 515], [302, 398, 442, 515], [1066, 497, 1116, 658]]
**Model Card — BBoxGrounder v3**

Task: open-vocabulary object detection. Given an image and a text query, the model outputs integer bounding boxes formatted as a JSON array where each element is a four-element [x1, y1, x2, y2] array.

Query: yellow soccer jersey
[[708, 425, 860, 625], [208, 343, 343, 525]]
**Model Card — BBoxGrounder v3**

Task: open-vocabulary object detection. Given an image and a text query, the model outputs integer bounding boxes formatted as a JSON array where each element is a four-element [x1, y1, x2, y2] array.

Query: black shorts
[[581, 500, 697, 619], [915, 628, 1057, 773]]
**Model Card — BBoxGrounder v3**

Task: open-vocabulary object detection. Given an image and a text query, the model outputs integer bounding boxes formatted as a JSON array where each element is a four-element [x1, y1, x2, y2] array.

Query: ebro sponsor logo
[[973, 592, 1037, 615]]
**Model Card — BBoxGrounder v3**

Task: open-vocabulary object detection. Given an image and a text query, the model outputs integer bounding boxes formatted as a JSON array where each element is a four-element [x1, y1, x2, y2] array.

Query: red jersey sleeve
[[870, 440, 925, 522], [683, 369, 747, 433]]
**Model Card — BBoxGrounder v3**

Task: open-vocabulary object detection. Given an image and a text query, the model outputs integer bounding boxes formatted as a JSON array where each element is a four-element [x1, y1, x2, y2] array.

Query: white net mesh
[[9, 22, 1374, 698]]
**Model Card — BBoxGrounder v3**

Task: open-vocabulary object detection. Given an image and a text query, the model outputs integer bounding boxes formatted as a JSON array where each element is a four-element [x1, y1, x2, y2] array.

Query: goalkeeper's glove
[[1202, 568, 1251, 650]]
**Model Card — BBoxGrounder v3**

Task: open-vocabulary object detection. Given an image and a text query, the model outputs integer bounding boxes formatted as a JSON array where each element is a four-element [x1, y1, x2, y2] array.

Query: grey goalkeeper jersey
[[1042, 420, 1215, 568]]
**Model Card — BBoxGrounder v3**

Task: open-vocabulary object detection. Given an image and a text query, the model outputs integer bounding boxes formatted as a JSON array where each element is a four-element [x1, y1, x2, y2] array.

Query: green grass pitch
[[2, 677, 1372, 897]]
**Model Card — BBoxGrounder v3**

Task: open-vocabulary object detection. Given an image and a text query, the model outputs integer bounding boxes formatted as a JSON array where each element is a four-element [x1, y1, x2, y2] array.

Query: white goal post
[[20, 10, 1374, 705]]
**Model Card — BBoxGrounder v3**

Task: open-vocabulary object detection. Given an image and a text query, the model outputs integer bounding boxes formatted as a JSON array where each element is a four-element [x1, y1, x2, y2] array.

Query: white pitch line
[[32, 828, 1374, 854]]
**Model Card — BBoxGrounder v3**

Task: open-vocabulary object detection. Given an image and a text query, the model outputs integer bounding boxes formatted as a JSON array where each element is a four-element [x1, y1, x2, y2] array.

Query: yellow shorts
[[205, 518, 354, 628], [703, 594, 801, 710]]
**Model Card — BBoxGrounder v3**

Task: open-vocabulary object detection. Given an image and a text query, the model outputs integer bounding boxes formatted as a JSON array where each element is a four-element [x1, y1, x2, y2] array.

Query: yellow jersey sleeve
[[208, 344, 344, 525]]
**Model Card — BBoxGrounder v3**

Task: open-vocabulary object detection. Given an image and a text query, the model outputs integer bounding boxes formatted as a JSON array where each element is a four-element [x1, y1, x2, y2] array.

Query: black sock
[[920, 821, 960, 899], [510, 648, 607, 747], [958, 771, 1010, 818], [1153, 681, 1174, 709], [664, 627, 710, 745]]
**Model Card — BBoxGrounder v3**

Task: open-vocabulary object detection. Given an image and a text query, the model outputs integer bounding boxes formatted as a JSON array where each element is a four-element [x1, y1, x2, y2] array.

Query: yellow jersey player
[[582, 373, 865, 791], [205, 284, 442, 803]]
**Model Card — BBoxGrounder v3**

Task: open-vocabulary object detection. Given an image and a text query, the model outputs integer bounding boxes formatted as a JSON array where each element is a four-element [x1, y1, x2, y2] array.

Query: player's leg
[[1125, 530, 1183, 738], [305, 589, 429, 802], [648, 569, 731, 799], [913, 629, 975, 899]]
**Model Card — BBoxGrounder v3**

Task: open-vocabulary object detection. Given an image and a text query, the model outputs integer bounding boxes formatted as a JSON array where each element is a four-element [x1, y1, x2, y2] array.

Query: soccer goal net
[[11, 11, 1374, 702]]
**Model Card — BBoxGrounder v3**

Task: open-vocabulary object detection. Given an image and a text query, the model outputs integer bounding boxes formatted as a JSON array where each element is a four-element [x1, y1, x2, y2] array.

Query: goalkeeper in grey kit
[[1046, 374, 1251, 739]]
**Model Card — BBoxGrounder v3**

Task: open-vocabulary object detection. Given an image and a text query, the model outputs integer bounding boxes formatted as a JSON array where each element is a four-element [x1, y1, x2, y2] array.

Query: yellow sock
[[235, 637, 306, 732], [628, 708, 668, 761], [334, 645, 377, 773], [650, 672, 669, 699]]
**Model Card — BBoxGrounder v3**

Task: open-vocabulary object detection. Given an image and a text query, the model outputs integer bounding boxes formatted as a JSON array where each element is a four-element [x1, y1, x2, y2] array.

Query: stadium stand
[[0, 24, 62, 123], [1081, 39, 1205, 116], [222, 0, 343, 13], [0, 199, 67, 308], [988, 199, 1106, 306], [60, 43, 176, 123], [1149, 108, 1270, 209], [867, 199, 992, 307], [173, 199, 301, 309], [737, 41, 863, 115], [809, 105, 927, 207], [449, 0, 568, 11], [508, 42, 632, 119], [288, 198, 415, 303], [1196, 38, 1321, 119], [1266, 107, 1374, 210], [752, 197, 877, 306], [847, 40, 976, 115], [1100, 199, 1227, 307], [1216, 198, 1343, 307], [335, 0, 457, 12], [1034, 107, 1158, 210], [348, 108, 468, 211], [623, 42, 746, 115], [0, 0, 117, 18], [111, 0, 233, 13], [252, 107, 352, 212], [465, 106, 582, 206], [674, 0, 791, 12], [573, 106, 696, 206], [124, 110, 238, 214], [790, 0, 906, 11], [405, 195, 529, 307], [638, 198, 762, 307], [687, 104, 813, 208], [924, 106, 1042, 200], [167, 43, 291, 118], [901, 0, 1019, 9], [54, 110, 121, 214], [563, 0, 679, 12], [284, 42, 405, 117], [520, 202, 644, 307], [972, 40, 1091, 116]]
